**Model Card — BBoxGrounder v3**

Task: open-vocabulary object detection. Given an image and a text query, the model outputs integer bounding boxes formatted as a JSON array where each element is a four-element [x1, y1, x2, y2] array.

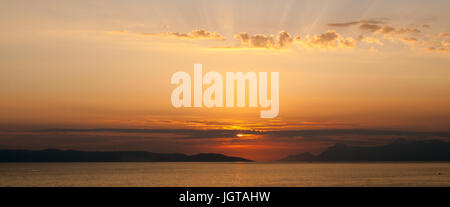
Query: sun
[[236, 133, 244, 137]]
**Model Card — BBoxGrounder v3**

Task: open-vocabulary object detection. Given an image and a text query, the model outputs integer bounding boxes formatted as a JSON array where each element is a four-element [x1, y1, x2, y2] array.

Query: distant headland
[[280, 139, 450, 162], [0, 149, 252, 162]]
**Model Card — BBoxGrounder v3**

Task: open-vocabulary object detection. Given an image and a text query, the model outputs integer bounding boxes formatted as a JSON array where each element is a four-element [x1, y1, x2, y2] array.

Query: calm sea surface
[[0, 162, 449, 186]]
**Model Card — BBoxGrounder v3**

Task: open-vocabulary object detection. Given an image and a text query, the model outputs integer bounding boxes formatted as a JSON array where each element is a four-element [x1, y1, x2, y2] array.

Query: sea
[[0, 162, 449, 186]]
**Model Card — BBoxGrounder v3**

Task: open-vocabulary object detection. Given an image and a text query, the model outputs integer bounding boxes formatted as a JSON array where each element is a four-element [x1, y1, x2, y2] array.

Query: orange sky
[[0, 0, 449, 161]]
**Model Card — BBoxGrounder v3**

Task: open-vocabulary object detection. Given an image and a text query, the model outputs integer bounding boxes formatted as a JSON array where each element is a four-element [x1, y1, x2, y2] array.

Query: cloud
[[327, 21, 361, 27], [325, 20, 424, 47], [233, 30, 298, 49], [31, 128, 259, 139], [399, 37, 418, 44], [428, 40, 450, 53], [19, 128, 450, 143], [359, 23, 382, 32], [142, 29, 225, 40], [366, 26, 424, 50], [352, 23, 423, 47], [438, 32, 450, 38], [234, 32, 275, 48], [266, 129, 450, 139], [300, 30, 356, 49], [110, 29, 225, 40], [231, 30, 355, 50], [28, 127, 450, 139], [339, 37, 357, 48], [326, 20, 385, 27], [424, 33, 450, 53], [393, 27, 421, 35], [308, 30, 339, 46], [277, 31, 294, 48], [327, 20, 421, 36], [358, 36, 384, 45], [109, 25, 449, 54], [362, 25, 421, 36], [378, 26, 396, 35]]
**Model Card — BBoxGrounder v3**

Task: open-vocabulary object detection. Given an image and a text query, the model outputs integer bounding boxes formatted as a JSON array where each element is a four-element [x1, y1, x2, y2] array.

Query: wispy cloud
[[142, 29, 225, 40], [326, 20, 386, 27], [359, 23, 382, 32], [110, 29, 225, 40]]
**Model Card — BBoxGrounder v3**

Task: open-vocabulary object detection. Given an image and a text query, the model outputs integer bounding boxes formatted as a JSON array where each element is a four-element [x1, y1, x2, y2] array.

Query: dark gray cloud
[[359, 23, 382, 32], [29, 128, 450, 140], [31, 128, 262, 139], [326, 20, 385, 27], [266, 129, 450, 138]]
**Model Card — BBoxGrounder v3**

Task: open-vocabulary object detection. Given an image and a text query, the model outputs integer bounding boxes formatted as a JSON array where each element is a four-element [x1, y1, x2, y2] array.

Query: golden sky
[[0, 0, 449, 161]]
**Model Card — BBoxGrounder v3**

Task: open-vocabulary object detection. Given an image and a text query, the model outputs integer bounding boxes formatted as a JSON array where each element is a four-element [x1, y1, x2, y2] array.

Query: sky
[[0, 0, 449, 161]]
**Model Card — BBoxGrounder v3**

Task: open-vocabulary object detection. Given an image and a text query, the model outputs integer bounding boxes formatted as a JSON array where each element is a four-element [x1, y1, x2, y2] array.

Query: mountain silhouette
[[0, 149, 251, 162], [279, 139, 450, 162]]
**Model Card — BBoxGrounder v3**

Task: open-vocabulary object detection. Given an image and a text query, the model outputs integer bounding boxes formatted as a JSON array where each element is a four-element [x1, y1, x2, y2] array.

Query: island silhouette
[[1, 139, 449, 162], [0, 149, 251, 162], [280, 139, 450, 162]]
